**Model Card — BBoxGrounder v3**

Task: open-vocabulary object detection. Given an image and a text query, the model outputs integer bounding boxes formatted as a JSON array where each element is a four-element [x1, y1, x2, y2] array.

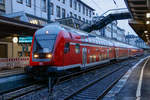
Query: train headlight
[[46, 54, 52, 58], [34, 54, 39, 58]]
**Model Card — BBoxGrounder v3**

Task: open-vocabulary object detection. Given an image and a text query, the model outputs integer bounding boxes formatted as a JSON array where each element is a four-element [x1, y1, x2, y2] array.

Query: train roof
[[45, 23, 140, 49]]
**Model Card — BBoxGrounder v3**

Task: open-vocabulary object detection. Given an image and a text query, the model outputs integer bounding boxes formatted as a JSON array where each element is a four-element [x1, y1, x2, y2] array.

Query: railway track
[[0, 81, 46, 100], [64, 62, 129, 100], [0, 55, 145, 100], [54, 56, 143, 100]]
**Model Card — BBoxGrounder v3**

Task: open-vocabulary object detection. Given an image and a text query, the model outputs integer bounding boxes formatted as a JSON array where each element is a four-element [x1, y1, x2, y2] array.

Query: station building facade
[[95, 21, 126, 42], [125, 34, 149, 48], [0, 0, 134, 58], [5, 0, 95, 25], [0, 0, 95, 58]]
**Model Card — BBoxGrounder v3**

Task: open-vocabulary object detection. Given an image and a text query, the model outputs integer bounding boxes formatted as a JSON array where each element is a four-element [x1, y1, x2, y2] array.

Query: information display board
[[18, 37, 33, 44]]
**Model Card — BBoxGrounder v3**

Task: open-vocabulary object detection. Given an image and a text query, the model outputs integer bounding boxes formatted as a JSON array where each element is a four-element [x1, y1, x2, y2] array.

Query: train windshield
[[33, 34, 57, 53]]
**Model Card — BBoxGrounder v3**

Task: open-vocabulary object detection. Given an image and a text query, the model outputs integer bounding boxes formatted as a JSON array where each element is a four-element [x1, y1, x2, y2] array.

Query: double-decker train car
[[26, 23, 143, 75]]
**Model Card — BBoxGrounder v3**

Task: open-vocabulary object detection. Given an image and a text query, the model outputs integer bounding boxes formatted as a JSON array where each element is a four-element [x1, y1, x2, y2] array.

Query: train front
[[25, 24, 61, 76]]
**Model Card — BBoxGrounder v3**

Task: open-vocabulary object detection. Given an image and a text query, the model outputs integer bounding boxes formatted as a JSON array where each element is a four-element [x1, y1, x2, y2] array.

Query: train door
[[115, 48, 119, 58], [82, 48, 87, 68], [63, 42, 71, 65], [107, 48, 109, 59], [128, 49, 130, 57]]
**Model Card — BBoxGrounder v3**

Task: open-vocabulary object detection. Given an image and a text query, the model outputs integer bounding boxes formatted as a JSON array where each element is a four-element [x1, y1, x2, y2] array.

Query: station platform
[[104, 56, 150, 100], [0, 68, 24, 78]]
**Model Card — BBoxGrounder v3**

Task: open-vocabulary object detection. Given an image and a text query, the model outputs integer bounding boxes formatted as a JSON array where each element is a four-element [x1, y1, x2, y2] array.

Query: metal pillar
[[48, 74, 56, 100], [147, 0, 150, 10], [47, 0, 51, 23]]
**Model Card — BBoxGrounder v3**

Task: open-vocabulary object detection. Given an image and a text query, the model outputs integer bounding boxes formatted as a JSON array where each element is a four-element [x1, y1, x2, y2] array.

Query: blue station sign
[[19, 36, 33, 43]]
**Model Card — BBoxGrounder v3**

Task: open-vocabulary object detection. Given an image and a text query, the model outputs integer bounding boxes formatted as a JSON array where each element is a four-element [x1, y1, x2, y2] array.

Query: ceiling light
[[12, 37, 18, 43], [144, 31, 148, 33], [146, 21, 150, 24], [146, 13, 150, 18], [146, 34, 149, 37]]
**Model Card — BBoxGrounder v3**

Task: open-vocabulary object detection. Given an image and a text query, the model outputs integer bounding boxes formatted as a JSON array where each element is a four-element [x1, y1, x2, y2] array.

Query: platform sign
[[19, 36, 33, 44]]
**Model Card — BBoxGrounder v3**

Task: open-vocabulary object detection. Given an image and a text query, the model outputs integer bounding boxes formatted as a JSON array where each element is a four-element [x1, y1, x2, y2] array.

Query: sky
[[82, 0, 137, 35]]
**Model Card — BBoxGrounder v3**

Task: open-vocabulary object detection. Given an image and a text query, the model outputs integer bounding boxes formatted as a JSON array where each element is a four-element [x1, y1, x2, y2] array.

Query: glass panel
[[33, 34, 57, 53]]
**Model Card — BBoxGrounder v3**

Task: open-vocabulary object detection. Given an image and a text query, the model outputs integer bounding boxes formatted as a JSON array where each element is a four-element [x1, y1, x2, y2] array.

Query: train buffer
[[103, 56, 150, 100]]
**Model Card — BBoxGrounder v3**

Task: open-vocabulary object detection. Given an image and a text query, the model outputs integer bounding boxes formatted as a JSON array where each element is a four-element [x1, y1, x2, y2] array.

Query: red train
[[26, 23, 143, 75]]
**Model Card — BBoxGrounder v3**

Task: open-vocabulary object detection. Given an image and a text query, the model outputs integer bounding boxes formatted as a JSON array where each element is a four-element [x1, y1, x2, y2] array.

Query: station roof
[[125, 0, 150, 44], [0, 15, 42, 38]]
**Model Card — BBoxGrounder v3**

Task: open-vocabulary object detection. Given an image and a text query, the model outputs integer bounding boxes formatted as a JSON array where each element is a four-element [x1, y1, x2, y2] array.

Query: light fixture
[[146, 13, 150, 18], [46, 54, 52, 58], [12, 37, 18, 43], [46, 31, 49, 34], [34, 54, 39, 58], [144, 30, 148, 33], [146, 21, 150, 24], [29, 20, 38, 25], [146, 34, 149, 37]]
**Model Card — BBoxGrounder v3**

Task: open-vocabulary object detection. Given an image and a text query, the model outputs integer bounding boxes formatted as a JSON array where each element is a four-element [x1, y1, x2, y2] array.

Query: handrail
[[81, 8, 131, 32], [101, 8, 129, 17], [92, 8, 129, 23]]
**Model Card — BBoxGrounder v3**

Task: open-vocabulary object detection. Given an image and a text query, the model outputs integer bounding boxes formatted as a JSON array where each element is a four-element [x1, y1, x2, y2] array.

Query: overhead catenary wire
[[90, 0, 104, 13], [113, 0, 118, 8]]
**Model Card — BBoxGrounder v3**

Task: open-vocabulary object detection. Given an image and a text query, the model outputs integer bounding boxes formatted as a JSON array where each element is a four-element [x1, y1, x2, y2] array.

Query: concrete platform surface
[[104, 56, 150, 100]]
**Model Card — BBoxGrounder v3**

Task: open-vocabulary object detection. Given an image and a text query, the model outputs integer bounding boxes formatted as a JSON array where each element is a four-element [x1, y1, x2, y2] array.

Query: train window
[[107, 49, 109, 58], [75, 44, 80, 54], [93, 55, 96, 62], [89, 56, 92, 63], [99, 55, 101, 61], [64, 42, 70, 53]]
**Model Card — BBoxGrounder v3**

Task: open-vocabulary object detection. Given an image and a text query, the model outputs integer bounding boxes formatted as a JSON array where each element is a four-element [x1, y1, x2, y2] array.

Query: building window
[[50, 3, 54, 15], [83, 18, 85, 22], [62, 8, 66, 18], [89, 21, 91, 24], [70, 0, 72, 8], [86, 8, 88, 16], [74, 14, 77, 19], [83, 6, 85, 15], [41, 0, 46, 12], [78, 3, 81, 12], [93, 12, 95, 15], [56, 6, 61, 17], [89, 10, 91, 18], [0, 10, 5, 15], [70, 12, 72, 17], [62, 0, 65, 4], [26, 0, 31, 7], [74, 1, 77, 10], [86, 19, 88, 23], [17, 0, 23, 4], [78, 16, 81, 20]]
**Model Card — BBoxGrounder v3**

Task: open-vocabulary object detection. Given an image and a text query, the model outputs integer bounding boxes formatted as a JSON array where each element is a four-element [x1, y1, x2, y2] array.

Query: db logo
[[39, 62, 43, 65]]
